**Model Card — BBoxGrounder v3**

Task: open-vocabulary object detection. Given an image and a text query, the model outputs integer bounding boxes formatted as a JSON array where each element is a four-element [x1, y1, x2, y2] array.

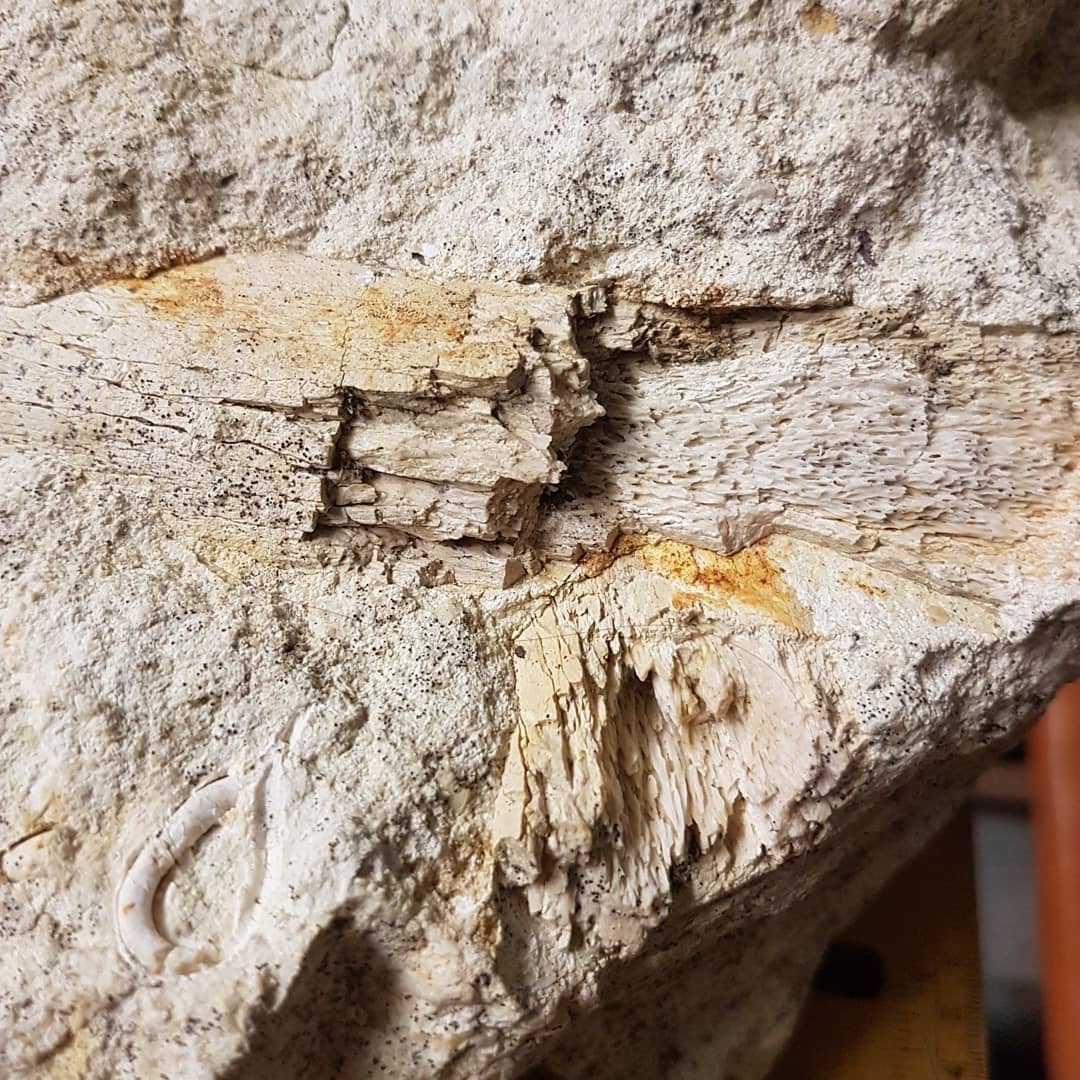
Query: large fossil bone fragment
[[0, 256, 599, 545], [1, 0, 1079, 1077]]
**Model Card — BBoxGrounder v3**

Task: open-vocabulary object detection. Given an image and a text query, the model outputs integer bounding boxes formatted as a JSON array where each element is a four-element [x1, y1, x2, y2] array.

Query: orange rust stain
[[112, 259, 481, 381], [355, 281, 471, 347], [110, 259, 352, 377], [799, 3, 838, 35], [838, 567, 891, 599], [117, 262, 227, 323], [854, 579, 887, 598], [671, 591, 701, 610], [580, 548, 620, 576], [601, 534, 811, 632]]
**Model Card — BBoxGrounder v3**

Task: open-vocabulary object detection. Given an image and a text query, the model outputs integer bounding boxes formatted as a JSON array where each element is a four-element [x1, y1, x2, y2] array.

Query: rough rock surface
[[2, 0, 1079, 325], [1, 1, 1079, 1078]]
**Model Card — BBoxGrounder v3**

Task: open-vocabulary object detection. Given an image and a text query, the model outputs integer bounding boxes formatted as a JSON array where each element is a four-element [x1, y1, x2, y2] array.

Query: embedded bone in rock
[[2, 1, 1080, 1079], [553, 301, 1080, 601], [0, 255, 599, 545]]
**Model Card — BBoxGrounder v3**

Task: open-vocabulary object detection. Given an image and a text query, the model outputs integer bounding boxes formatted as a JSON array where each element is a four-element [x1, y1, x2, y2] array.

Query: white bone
[[115, 776, 240, 975]]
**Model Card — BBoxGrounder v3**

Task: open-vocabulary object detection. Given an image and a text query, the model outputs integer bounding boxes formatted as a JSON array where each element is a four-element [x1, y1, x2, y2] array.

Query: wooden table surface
[[770, 812, 988, 1080]]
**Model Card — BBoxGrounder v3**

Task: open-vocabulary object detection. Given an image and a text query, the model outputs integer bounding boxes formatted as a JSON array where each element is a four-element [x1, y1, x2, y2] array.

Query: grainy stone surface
[[1, 1, 1078, 323], [1, 1, 1078, 1078]]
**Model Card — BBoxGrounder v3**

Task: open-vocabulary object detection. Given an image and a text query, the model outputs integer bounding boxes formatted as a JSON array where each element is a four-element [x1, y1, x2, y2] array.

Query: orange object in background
[[1029, 681, 1080, 1080]]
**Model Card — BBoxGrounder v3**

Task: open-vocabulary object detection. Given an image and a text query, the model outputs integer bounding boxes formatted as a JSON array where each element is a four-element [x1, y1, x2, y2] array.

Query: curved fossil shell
[[115, 776, 241, 975]]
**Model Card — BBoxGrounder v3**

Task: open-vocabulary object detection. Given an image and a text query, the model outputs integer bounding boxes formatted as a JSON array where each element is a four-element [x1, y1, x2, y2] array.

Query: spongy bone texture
[[0, 1, 1078, 1078]]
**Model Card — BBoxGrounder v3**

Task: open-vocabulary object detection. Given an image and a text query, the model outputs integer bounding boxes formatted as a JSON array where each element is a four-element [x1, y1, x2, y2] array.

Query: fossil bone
[[2, 0, 1080, 1077], [115, 776, 240, 975]]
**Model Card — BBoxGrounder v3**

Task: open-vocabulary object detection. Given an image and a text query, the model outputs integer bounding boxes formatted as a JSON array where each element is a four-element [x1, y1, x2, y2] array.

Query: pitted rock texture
[[2, 0, 1079, 326], [1, 459, 1076, 1080], [1, 2, 1079, 1079]]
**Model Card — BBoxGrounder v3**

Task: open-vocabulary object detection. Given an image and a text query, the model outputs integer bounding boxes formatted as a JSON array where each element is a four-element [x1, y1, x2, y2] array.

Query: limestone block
[[1, 1, 1078, 1078]]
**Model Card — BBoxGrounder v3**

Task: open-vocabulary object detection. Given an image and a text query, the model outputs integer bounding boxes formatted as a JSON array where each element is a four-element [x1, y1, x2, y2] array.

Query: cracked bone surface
[[1, 1, 1079, 1078]]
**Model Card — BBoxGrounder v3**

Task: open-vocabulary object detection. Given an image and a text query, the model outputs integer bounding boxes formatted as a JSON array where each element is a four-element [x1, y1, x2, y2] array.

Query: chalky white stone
[[1, 0, 1078, 1076]]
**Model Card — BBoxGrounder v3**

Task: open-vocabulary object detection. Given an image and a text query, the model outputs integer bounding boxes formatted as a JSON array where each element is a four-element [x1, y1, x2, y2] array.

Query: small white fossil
[[115, 776, 240, 975]]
